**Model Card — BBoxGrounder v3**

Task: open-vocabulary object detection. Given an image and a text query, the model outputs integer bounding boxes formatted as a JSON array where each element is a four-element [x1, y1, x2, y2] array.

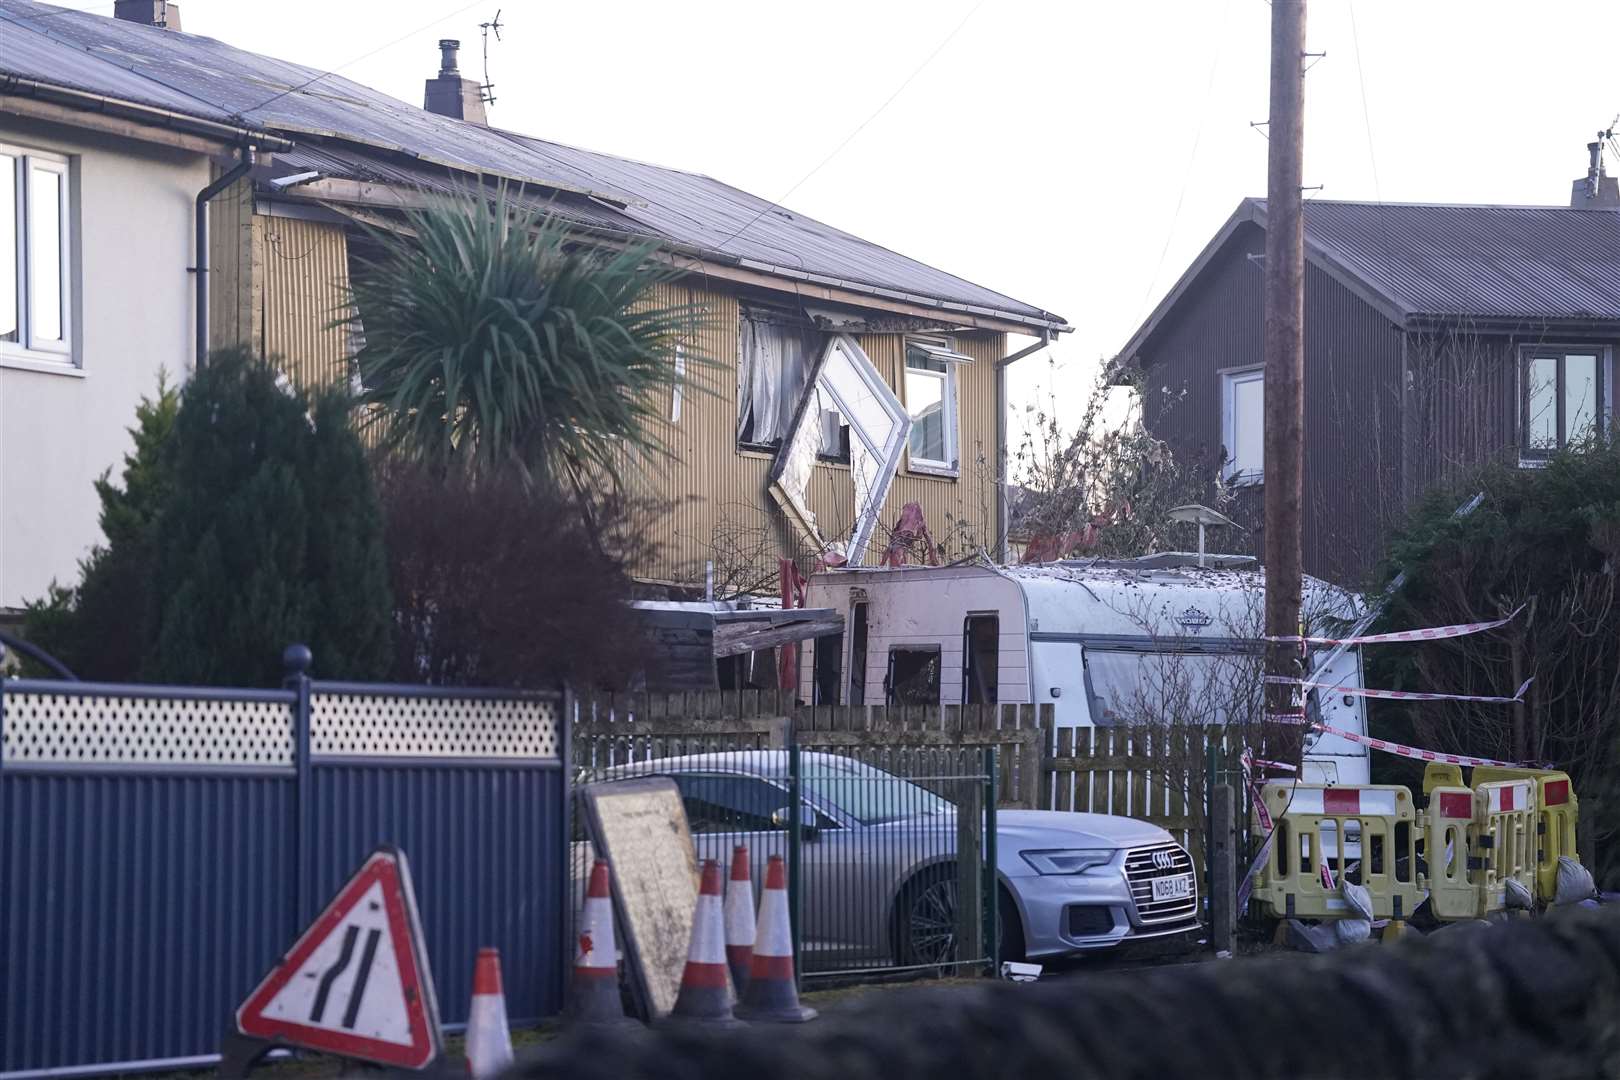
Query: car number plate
[[1152, 874, 1194, 902]]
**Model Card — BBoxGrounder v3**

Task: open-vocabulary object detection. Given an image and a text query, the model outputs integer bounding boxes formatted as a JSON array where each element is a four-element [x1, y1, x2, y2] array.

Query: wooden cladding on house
[[238, 222, 1003, 591]]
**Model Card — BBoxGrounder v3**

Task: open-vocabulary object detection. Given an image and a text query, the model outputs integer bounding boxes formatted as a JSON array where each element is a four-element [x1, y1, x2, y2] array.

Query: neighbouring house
[[1113, 144, 1620, 586], [0, 0, 1068, 619]]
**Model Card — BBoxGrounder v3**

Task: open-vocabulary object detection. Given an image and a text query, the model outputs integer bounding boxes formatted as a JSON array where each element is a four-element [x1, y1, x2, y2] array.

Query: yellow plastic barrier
[[1472, 767, 1580, 902], [1424, 785, 1477, 920], [1472, 779, 1537, 915], [1422, 762, 1465, 798], [1254, 784, 1421, 920]]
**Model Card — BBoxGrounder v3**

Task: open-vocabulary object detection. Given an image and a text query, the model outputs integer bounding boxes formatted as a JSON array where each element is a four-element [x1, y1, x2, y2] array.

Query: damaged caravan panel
[[768, 334, 910, 566]]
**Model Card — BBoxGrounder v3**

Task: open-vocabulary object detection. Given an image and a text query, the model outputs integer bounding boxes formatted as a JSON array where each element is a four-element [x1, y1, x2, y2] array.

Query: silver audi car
[[593, 751, 1199, 965]]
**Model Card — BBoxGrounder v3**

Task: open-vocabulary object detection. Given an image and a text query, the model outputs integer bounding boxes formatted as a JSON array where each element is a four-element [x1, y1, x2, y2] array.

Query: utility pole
[[1263, 0, 1307, 766]]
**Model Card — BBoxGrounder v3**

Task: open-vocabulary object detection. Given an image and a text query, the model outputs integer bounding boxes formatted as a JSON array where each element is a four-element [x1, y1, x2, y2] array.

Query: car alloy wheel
[[904, 876, 959, 966]]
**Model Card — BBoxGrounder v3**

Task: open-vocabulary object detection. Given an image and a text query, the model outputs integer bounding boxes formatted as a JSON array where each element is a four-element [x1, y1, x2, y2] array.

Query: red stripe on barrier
[[1323, 789, 1360, 815], [1500, 786, 1517, 812], [1439, 792, 1472, 819], [1545, 779, 1570, 806]]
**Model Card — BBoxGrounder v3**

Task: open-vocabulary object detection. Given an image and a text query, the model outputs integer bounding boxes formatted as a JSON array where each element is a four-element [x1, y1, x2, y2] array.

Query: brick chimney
[[114, 0, 181, 29], [423, 40, 487, 125], [1570, 139, 1620, 209]]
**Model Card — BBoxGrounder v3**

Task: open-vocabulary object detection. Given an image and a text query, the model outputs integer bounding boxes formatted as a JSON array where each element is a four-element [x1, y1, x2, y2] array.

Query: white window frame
[[0, 143, 75, 373], [1517, 344, 1612, 467], [1220, 365, 1265, 485], [904, 338, 967, 476]]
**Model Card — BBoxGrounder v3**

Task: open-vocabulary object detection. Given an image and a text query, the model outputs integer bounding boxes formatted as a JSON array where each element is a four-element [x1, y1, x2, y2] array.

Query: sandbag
[[1332, 882, 1374, 945], [1504, 877, 1533, 910], [1554, 855, 1595, 906]]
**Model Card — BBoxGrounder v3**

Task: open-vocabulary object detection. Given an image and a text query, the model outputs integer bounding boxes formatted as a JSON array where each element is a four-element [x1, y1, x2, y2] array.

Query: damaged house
[[0, 0, 1069, 622]]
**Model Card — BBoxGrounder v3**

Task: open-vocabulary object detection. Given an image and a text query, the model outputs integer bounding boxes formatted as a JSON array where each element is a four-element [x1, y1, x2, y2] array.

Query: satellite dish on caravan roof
[[1166, 504, 1243, 568]]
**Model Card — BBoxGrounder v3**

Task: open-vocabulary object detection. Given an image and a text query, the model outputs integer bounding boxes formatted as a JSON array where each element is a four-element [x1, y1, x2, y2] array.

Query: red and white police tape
[[1264, 605, 1525, 646], [1263, 675, 1533, 704], [1309, 721, 1525, 769]]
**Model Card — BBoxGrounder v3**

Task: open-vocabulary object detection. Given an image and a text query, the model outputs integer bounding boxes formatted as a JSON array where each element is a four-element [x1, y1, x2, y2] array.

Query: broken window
[[767, 335, 911, 565], [813, 632, 843, 705], [904, 340, 967, 473], [962, 615, 1000, 704], [886, 646, 941, 706], [737, 311, 818, 447], [1221, 367, 1264, 484], [1520, 347, 1609, 460]]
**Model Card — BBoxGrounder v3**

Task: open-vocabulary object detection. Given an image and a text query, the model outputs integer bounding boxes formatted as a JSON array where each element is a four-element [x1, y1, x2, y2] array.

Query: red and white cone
[[569, 858, 630, 1025], [465, 948, 513, 1079], [724, 845, 756, 994], [669, 859, 739, 1025], [735, 855, 817, 1023]]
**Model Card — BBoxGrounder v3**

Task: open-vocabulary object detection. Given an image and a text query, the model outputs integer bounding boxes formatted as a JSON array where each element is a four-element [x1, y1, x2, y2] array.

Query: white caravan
[[798, 554, 1370, 786]]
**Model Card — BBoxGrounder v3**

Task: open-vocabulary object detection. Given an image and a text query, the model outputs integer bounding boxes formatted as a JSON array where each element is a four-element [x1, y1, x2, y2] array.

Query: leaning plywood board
[[578, 778, 698, 1020]]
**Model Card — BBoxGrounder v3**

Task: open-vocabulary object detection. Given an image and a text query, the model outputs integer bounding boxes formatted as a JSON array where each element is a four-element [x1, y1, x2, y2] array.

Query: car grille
[[1124, 843, 1199, 926]]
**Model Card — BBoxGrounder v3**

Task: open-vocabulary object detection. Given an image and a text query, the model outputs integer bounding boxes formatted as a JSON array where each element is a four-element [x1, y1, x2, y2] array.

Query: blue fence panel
[[308, 762, 567, 1025], [0, 671, 569, 1078]]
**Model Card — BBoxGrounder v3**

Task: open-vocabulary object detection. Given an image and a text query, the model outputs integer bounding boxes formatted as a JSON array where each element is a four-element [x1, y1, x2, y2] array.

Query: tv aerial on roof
[[479, 10, 503, 108]]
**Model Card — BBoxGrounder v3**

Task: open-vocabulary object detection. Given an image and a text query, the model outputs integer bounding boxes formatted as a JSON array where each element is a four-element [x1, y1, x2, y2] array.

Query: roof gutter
[[0, 74, 292, 151], [994, 330, 1051, 563]]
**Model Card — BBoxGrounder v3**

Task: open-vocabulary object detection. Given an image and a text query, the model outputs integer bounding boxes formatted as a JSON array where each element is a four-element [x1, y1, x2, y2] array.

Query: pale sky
[[171, 0, 1618, 431]]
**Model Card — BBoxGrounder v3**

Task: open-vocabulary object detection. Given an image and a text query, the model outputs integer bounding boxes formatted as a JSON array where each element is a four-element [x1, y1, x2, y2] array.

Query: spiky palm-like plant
[[347, 189, 702, 488]]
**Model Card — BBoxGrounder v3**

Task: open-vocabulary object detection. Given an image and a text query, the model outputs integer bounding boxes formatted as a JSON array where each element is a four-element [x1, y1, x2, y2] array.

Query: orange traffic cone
[[669, 859, 739, 1025], [735, 855, 816, 1023], [724, 845, 756, 994], [569, 859, 631, 1025], [465, 948, 513, 1079]]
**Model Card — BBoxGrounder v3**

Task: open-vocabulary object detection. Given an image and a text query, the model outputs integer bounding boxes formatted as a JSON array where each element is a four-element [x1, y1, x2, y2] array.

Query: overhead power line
[[711, 0, 985, 254], [233, 0, 491, 118]]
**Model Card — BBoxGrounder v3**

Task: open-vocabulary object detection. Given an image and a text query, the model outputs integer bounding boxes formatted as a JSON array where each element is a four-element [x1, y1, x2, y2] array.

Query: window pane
[[1231, 374, 1264, 476], [30, 165, 63, 343], [0, 157, 15, 342], [906, 368, 946, 461], [1526, 356, 1558, 451], [1565, 354, 1599, 444]]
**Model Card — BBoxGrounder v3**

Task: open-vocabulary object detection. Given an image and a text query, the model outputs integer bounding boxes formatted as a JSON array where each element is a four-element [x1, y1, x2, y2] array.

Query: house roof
[[0, 0, 1068, 332], [1116, 196, 1620, 364]]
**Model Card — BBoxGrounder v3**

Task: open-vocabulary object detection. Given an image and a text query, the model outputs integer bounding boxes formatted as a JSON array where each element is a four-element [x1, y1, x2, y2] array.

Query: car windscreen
[[800, 758, 953, 826]]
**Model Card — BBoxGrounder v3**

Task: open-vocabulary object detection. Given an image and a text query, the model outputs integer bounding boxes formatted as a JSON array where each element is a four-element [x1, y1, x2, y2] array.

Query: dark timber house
[[1114, 144, 1620, 586]]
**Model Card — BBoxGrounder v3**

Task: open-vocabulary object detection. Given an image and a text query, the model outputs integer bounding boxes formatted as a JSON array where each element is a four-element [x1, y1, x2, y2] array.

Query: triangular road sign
[[235, 847, 443, 1069]]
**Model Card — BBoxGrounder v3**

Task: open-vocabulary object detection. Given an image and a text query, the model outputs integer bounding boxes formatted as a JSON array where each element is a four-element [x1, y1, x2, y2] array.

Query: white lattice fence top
[[310, 693, 560, 759], [1, 692, 295, 766]]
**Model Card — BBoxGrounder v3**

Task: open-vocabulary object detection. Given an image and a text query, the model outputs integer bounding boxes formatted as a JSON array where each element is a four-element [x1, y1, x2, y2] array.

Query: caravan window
[[887, 647, 941, 706], [962, 615, 999, 704], [1083, 649, 1261, 727]]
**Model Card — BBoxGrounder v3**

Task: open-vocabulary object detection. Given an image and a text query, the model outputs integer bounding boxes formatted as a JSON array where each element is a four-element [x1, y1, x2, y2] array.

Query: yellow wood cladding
[[257, 214, 353, 392], [243, 221, 1003, 592], [624, 279, 1002, 592]]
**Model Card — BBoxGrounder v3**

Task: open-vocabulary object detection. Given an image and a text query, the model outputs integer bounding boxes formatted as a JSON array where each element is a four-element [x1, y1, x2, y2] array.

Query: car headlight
[[1020, 848, 1115, 875]]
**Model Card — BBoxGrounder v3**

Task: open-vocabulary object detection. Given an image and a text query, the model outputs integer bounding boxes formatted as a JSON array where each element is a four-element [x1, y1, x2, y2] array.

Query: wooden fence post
[[1210, 781, 1237, 959]]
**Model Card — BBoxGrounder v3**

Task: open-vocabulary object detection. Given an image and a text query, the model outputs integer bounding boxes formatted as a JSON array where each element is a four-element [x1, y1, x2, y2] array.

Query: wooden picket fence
[[574, 693, 1048, 810], [1045, 726, 1246, 887]]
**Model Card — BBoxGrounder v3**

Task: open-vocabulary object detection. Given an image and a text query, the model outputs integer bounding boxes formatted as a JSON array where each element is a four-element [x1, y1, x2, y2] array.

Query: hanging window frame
[[903, 337, 968, 476], [1220, 365, 1264, 484], [0, 143, 76, 373], [1517, 345, 1611, 465]]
